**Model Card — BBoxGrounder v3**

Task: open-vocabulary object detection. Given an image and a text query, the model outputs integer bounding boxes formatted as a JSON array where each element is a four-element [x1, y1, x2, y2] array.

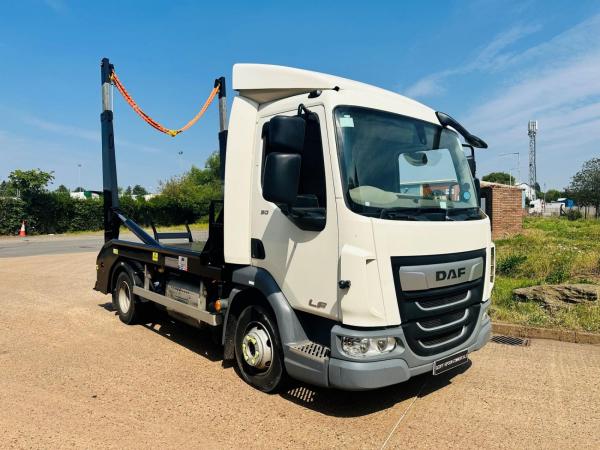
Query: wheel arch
[[109, 259, 143, 293], [222, 266, 308, 360]]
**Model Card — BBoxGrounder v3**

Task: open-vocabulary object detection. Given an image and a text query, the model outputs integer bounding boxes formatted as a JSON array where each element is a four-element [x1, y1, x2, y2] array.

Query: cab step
[[285, 341, 331, 387], [289, 341, 330, 361]]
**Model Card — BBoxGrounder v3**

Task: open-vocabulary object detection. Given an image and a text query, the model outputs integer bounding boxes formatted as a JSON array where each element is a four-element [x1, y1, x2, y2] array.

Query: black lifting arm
[[100, 57, 158, 246], [100, 58, 120, 243]]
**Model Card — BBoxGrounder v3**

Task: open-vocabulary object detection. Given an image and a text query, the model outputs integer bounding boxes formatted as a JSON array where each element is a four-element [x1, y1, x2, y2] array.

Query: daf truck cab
[[95, 61, 495, 393]]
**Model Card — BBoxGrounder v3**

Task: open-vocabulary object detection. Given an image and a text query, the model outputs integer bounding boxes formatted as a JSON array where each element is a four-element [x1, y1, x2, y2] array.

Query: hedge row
[[0, 198, 27, 235], [0, 193, 215, 235]]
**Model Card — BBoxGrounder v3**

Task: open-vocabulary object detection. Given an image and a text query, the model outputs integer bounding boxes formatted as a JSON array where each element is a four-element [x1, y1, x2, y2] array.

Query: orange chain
[[110, 70, 220, 137]]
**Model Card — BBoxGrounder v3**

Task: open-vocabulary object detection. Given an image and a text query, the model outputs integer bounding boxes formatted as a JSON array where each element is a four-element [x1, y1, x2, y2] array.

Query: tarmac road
[[0, 231, 208, 258], [0, 252, 599, 449]]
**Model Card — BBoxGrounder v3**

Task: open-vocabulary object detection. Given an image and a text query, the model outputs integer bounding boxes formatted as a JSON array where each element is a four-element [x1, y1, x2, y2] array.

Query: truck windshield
[[334, 106, 483, 221]]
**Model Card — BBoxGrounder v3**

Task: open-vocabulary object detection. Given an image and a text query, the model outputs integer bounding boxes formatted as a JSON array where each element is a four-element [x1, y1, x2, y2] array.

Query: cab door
[[250, 105, 339, 320]]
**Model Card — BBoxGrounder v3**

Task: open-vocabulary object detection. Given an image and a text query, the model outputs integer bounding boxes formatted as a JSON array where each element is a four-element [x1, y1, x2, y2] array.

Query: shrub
[[69, 198, 103, 231], [496, 254, 527, 277], [0, 197, 26, 235], [545, 256, 573, 284], [565, 209, 582, 221], [0, 192, 218, 235], [1, 156, 221, 235]]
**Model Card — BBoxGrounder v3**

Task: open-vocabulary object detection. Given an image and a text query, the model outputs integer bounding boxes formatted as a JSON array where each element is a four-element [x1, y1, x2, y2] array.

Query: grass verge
[[491, 217, 600, 333]]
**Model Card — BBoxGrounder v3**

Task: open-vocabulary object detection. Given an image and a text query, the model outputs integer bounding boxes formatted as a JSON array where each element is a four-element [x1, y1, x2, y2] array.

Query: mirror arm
[[297, 103, 311, 116], [436, 111, 488, 149]]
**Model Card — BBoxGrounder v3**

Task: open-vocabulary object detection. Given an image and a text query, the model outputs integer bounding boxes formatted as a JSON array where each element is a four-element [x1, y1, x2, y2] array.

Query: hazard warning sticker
[[178, 256, 188, 271]]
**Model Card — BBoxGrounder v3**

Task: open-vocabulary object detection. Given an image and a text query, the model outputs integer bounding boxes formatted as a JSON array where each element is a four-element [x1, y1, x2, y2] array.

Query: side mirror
[[262, 114, 306, 208], [267, 115, 306, 153], [263, 153, 301, 206]]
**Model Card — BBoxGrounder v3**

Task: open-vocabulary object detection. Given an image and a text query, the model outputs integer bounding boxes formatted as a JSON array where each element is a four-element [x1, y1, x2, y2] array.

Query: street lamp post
[[77, 163, 82, 190], [499, 152, 520, 185], [177, 151, 184, 172]]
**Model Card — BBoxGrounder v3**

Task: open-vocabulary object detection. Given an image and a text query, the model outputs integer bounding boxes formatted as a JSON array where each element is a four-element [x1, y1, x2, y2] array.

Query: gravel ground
[[0, 252, 599, 449]]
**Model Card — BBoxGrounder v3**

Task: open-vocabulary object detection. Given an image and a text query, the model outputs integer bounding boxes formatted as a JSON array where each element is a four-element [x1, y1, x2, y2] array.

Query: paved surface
[[0, 231, 208, 258], [0, 252, 599, 449]]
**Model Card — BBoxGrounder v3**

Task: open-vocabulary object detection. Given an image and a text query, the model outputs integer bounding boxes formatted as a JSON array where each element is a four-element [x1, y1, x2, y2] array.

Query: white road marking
[[380, 377, 429, 449]]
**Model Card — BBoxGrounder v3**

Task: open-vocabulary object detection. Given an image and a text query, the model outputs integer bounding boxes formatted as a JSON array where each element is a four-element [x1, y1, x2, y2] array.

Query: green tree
[[55, 184, 70, 194], [482, 172, 515, 185], [545, 189, 561, 202], [8, 169, 54, 197], [0, 180, 16, 197], [132, 184, 148, 196], [158, 151, 222, 222], [123, 185, 133, 196], [568, 157, 600, 217]]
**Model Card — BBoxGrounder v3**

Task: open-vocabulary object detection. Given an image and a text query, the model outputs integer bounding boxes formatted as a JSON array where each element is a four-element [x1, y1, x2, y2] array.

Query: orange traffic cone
[[18, 221, 26, 237]]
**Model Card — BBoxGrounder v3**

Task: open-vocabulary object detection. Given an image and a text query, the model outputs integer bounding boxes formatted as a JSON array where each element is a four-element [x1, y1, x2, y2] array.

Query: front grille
[[416, 291, 469, 309], [419, 310, 466, 329], [420, 329, 462, 347], [392, 249, 486, 357]]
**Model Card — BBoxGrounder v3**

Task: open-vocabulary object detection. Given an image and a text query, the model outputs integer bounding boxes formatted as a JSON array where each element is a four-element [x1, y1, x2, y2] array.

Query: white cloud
[[403, 24, 540, 98], [22, 115, 162, 154], [404, 75, 446, 98], [402, 13, 600, 188], [24, 116, 97, 141], [462, 17, 600, 188], [497, 14, 600, 72]]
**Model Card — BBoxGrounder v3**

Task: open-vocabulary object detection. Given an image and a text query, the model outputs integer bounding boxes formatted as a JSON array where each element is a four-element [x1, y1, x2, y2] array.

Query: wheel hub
[[118, 282, 131, 313], [241, 326, 272, 370]]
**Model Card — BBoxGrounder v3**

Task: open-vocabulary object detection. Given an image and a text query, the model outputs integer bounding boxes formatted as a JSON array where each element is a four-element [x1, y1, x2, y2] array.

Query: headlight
[[341, 336, 396, 358]]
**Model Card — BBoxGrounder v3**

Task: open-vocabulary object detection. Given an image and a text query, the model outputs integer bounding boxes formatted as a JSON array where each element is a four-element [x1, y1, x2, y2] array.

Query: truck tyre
[[234, 305, 287, 393], [113, 270, 143, 325]]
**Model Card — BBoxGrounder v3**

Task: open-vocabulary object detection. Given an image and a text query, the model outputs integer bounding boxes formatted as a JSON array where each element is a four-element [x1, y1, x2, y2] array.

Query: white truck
[[95, 59, 495, 392]]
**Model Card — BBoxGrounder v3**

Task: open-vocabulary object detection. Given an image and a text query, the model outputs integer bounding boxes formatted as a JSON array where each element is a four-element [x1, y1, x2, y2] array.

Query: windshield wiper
[[446, 207, 483, 221], [379, 208, 418, 220], [379, 207, 443, 221], [379, 206, 481, 221]]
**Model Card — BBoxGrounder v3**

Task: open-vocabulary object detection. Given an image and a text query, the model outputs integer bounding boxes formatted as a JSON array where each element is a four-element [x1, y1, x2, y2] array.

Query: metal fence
[[536, 205, 598, 219]]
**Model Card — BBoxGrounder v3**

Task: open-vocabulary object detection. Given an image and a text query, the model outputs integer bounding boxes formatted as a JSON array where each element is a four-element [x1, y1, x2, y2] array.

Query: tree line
[[0, 152, 222, 235], [1, 154, 598, 235]]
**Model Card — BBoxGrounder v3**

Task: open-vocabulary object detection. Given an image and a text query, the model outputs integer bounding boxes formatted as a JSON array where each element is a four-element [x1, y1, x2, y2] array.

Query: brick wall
[[481, 183, 523, 240]]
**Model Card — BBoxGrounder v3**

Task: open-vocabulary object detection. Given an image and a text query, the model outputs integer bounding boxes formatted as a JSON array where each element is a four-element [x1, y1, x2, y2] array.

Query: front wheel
[[234, 305, 287, 393]]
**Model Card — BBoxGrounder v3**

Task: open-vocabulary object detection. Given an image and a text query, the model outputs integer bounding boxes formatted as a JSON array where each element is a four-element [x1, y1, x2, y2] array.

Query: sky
[[1, 0, 599, 192]]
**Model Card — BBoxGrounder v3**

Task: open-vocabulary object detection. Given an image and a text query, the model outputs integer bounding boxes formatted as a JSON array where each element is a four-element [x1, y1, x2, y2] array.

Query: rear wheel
[[234, 305, 287, 393], [113, 270, 143, 325]]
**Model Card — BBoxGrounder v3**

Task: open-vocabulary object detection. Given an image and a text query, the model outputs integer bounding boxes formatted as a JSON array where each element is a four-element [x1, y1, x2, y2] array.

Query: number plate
[[432, 349, 469, 375]]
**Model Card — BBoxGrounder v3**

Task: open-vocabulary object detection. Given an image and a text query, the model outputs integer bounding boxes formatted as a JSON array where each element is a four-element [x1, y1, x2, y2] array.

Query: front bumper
[[329, 303, 491, 390], [284, 299, 491, 391]]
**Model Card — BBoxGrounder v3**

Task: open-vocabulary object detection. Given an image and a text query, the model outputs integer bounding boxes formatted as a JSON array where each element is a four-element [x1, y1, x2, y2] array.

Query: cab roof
[[232, 64, 432, 111]]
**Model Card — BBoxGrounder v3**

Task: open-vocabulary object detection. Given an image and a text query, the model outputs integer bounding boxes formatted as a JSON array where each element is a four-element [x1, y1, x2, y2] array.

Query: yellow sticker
[[113, 248, 119, 255], [152, 252, 159, 262]]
